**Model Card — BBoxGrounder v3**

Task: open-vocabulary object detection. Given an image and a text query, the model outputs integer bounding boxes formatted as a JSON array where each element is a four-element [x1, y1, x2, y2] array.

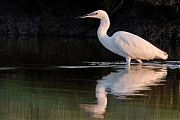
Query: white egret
[[76, 10, 168, 64]]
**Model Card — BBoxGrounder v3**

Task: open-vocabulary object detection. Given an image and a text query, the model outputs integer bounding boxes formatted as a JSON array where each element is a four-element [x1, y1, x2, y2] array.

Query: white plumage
[[76, 10, 168, 64]]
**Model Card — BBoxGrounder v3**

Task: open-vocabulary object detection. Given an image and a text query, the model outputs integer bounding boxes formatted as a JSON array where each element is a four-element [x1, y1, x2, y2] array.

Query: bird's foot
[[126, 56, 131, 65], [135, 59, 142, 64]]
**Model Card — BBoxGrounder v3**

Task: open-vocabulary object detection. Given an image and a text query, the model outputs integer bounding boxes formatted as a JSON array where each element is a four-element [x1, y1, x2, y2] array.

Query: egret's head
[[76, 10, 107, 19]]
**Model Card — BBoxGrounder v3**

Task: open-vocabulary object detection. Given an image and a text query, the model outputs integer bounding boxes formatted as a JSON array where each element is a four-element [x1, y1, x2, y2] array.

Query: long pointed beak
[[75, 12, 98, 19], [75, 14, 88, 19]]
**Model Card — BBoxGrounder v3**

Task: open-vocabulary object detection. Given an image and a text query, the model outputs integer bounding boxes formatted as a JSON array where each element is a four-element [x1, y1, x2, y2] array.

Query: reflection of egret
[[76, 10, 168, 64], [80, 64, 167, 118]]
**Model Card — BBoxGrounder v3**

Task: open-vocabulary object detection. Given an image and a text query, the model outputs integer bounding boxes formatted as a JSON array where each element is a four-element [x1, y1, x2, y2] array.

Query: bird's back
[[111, 31, 168, 60]]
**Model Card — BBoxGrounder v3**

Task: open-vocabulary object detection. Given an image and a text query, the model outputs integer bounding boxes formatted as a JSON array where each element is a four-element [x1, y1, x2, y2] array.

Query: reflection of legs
[[135, 59, 142, 64], [126, 56, 131, 64]]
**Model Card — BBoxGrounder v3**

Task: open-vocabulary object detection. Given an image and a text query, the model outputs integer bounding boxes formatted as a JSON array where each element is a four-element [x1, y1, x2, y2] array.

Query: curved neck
[[97, 16, 110, 40]]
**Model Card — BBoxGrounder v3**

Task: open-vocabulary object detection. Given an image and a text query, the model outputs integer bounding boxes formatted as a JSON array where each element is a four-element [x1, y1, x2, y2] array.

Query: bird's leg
[[126, 56, 131, 64], [135, 59, 142, 64]]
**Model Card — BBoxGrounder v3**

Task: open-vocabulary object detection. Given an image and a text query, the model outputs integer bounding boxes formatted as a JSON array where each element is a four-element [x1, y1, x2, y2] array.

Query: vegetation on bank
[[0, 0, 179, 42]]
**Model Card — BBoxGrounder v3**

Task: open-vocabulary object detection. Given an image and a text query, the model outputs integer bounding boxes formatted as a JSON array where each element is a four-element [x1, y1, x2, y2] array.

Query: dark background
[[0, 35, 177, 65], [0, 0, 179, 42]]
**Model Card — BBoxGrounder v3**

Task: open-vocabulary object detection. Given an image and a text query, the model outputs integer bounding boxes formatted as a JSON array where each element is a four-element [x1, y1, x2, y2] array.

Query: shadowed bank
[[0, 0, 179, 42], [0, 35, 178, 65]]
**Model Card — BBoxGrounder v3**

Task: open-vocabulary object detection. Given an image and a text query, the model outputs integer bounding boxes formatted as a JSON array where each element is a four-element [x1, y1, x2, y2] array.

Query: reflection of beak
[[75, 12, 98, 19]]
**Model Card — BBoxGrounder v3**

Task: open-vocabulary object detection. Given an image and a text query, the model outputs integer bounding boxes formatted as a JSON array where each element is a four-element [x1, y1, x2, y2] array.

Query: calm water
[[0, 36, 180, 120]]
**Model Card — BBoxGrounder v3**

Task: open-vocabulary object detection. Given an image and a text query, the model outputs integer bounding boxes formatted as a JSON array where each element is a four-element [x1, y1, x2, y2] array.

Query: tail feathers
[[156, 50, 168, 60]]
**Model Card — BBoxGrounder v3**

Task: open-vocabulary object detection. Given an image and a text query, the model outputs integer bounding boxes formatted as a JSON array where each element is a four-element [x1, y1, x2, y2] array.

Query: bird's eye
[[95, 12, 98, 15], [90, 12, 98, 16]]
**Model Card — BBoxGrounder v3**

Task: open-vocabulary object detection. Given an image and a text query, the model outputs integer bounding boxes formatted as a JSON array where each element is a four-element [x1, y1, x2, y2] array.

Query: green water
[[0, 36, 180, 120], [0, 63, 179, 120]]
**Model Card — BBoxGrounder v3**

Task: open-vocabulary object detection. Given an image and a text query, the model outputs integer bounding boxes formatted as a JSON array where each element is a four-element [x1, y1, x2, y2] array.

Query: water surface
[[0, 36, 180, 120]]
